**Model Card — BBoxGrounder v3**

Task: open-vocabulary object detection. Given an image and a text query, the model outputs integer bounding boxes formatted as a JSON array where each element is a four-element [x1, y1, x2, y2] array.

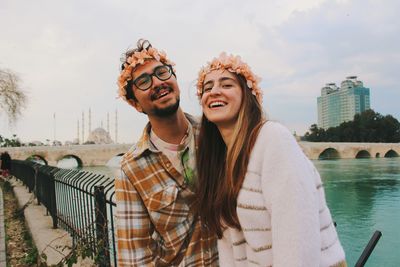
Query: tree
[[0, 134, 22, 147], [303, 109, 400, 142], [0, 68, 27, 123], [303, 124, 326, 142]]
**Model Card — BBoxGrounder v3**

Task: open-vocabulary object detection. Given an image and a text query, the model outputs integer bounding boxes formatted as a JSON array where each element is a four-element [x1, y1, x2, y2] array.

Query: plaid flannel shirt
[[115, 114, 218, 266]]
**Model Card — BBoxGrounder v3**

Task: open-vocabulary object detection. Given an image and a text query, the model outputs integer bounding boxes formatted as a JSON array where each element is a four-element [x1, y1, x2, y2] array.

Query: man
[[115, 39, 218, 266]]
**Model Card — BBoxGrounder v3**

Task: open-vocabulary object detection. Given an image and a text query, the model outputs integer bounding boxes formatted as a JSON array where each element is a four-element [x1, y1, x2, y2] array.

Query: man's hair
[[120, 39, 153, 101], [119, 39, 176, 102], [196, 73, 265, 238]]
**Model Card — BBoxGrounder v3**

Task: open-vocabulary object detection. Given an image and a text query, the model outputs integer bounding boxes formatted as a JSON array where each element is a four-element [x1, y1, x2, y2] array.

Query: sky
[[1, 0, 399, 144]]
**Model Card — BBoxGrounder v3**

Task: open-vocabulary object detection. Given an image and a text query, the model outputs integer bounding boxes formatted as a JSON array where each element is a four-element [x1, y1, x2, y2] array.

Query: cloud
[[254, 0, 400, 132], [0, 0, 399, 141]]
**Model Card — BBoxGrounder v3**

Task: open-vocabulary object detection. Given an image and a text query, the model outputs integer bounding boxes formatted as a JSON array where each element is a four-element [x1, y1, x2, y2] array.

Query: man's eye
[[136, 76, 149, 86], [222, 84, 233, 88], [157, 70, 168, 77]]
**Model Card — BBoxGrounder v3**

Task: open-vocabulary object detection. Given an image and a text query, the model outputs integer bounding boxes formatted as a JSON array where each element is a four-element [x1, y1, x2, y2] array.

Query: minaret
[[77, 119, 80, 144], [107, 112, 110, 134], [89, 108, 92, 135], [53, 112, 56, 141], [82, 111, 85, 143], [115, 109, 118, 144]]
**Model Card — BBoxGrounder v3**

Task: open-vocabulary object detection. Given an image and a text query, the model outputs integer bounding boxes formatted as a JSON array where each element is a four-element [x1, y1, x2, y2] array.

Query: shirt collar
[[131, 113, 199, 159]]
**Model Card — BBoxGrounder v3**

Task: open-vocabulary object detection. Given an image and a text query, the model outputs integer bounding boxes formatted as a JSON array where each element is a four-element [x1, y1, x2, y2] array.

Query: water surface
[[314, 158, 400, 266], [78, 157, 400, 266]]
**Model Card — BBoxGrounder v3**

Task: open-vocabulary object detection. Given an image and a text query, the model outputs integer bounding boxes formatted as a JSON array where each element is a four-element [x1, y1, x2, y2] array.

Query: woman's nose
[[210, 85, 222, 95]]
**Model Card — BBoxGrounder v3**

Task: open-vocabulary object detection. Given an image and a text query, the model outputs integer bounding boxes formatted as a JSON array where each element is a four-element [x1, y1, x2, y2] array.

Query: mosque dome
[[86, 127, 113, 144]]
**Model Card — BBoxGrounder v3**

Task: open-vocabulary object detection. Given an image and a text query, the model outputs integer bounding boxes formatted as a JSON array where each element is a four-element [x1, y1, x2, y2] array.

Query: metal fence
[[9, 159, 383, 267], [10, 160, 117, 267]]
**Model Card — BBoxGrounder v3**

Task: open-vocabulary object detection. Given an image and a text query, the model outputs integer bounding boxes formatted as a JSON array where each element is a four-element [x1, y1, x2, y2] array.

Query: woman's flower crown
[[117, 47, 175, 100], [197, 52, 263, 103]]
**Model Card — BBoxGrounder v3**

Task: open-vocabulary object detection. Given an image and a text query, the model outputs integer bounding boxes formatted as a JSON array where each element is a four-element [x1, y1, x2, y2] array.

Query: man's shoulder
[[184, 113, 201, 136], [121, 142, 147, 167], [184, 113, 200, 125], [121, 143, 138, 159], [120, 140, 161, 181]]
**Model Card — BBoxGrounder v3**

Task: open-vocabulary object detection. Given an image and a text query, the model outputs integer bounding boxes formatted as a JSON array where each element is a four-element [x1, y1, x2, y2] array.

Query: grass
[[0, 177, 39, 266]]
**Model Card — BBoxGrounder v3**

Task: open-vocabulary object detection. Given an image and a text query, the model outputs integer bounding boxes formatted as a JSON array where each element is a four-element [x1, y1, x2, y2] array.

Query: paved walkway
[[1, 176, 94, 266], [0, 187, 6, 265]]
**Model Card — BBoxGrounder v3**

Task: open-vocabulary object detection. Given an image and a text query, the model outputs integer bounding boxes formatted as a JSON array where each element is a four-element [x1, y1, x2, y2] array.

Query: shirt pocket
[[146, 184, 178, 211], [144, 185, 190, 232]]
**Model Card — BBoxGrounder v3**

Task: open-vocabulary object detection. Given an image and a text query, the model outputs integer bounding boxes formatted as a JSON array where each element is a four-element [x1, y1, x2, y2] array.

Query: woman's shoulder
[[258, 121, 294, 141], [251, 121, 302, 159]]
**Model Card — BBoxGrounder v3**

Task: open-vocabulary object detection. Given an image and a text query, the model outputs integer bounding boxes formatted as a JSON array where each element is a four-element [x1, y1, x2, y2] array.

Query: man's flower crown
[[117, 47, 175, 100], [197, 52, 263, 103]]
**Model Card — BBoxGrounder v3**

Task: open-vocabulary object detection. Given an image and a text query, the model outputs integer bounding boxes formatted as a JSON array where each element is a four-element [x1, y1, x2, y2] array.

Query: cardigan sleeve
[[217, 229, 236, 267], [259, 122, 320, 267]]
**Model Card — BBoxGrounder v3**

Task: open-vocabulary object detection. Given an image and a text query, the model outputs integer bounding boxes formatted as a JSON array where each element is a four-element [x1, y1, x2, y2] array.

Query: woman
[[196, 53, 347, 267]]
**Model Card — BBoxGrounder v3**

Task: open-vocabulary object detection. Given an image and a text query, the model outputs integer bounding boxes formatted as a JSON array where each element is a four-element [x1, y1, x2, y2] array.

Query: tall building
[[317, 76, 370, 129]]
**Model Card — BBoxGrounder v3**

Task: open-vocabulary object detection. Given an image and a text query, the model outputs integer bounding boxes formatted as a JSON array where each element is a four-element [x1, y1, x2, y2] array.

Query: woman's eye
[[203, 87, 212, 93], [222, 84, 233, 88]]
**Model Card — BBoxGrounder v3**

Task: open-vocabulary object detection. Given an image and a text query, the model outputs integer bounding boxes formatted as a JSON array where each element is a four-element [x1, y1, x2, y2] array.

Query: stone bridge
[[298, 142, 400, 160], [0, 144, 132, 167], [1, 142, 399, 166]]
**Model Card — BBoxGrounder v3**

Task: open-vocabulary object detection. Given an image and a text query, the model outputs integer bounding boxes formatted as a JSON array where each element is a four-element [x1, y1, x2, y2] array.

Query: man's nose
[[151, 74, 164, 89]]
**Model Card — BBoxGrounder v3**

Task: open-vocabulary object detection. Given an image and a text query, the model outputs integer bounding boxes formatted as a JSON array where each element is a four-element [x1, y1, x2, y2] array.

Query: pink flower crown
[[196, 52, 263, 103], [117, 47, 175, 100]]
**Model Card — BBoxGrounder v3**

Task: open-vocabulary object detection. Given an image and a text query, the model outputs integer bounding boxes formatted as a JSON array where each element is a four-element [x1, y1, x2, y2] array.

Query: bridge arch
[[384, 149, 399, 158], [57, 154, 83, 168], [26, 155, 48, 165], [355, 150, 371, 159], [375, 152, 380, 158], [318, 148, 340, 160]]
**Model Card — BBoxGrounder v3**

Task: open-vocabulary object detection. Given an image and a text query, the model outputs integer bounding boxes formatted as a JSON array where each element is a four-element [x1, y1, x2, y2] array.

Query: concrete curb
[[0, 187, 6, 265], [9, 177, 94, 266]]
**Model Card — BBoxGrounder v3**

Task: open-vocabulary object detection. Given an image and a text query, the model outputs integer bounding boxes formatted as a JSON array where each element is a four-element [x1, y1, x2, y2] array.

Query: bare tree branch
[[0, 68, 27, 123]]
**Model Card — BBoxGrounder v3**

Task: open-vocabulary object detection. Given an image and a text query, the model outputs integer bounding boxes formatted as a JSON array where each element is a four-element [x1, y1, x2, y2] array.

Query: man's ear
[[127, 99, 143, 113]]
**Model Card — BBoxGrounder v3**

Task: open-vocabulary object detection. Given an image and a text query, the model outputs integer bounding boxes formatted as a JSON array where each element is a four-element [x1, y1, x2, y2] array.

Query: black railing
[[10, 160, 36, 193], [9, 159, 383, 267], [355, 230, 382, 267], [10, 160, 116, 266]]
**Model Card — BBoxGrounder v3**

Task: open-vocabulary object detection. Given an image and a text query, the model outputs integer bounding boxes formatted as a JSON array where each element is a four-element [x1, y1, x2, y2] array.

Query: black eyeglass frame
[[132, 64, 174, 91]]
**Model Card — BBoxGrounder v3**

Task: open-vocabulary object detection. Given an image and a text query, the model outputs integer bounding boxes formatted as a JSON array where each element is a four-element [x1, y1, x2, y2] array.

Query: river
[[313, 158, 400, 266], [68, 157, 400, 266]]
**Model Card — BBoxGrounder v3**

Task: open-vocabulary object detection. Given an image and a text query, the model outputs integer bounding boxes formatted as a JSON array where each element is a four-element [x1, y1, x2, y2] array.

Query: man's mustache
[[150, 85, 173, 101]]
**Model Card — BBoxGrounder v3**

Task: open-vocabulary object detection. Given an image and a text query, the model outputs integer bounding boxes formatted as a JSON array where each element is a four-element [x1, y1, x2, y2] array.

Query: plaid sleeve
[[115, 170, 155, 267]]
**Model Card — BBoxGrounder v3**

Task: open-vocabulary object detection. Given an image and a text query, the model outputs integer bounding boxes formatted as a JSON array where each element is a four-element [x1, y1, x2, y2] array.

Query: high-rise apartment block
[[317, 76, 370, 129]]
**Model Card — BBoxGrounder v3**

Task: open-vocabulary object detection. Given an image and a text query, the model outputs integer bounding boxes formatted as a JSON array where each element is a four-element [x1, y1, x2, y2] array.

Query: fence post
[[34, 166, 39, 204], [49, 172, 58, 229], [94, 186, 110, 267]]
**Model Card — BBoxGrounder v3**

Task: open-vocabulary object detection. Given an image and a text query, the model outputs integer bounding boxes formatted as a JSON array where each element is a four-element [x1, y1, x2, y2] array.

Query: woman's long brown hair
[[196, 74, 264, 238]]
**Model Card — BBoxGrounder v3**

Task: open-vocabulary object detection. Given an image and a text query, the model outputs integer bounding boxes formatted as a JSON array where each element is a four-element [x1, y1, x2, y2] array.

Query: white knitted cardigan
[[218, 122, 347, 267]]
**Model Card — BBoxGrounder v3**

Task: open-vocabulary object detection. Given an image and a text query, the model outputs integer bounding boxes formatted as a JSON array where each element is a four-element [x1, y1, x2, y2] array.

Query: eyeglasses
[[132, 65, 173, 91]]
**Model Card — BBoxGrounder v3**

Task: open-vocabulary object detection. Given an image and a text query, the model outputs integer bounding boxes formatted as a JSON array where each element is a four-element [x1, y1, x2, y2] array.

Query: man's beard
[[153, 97, 180, 117]]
